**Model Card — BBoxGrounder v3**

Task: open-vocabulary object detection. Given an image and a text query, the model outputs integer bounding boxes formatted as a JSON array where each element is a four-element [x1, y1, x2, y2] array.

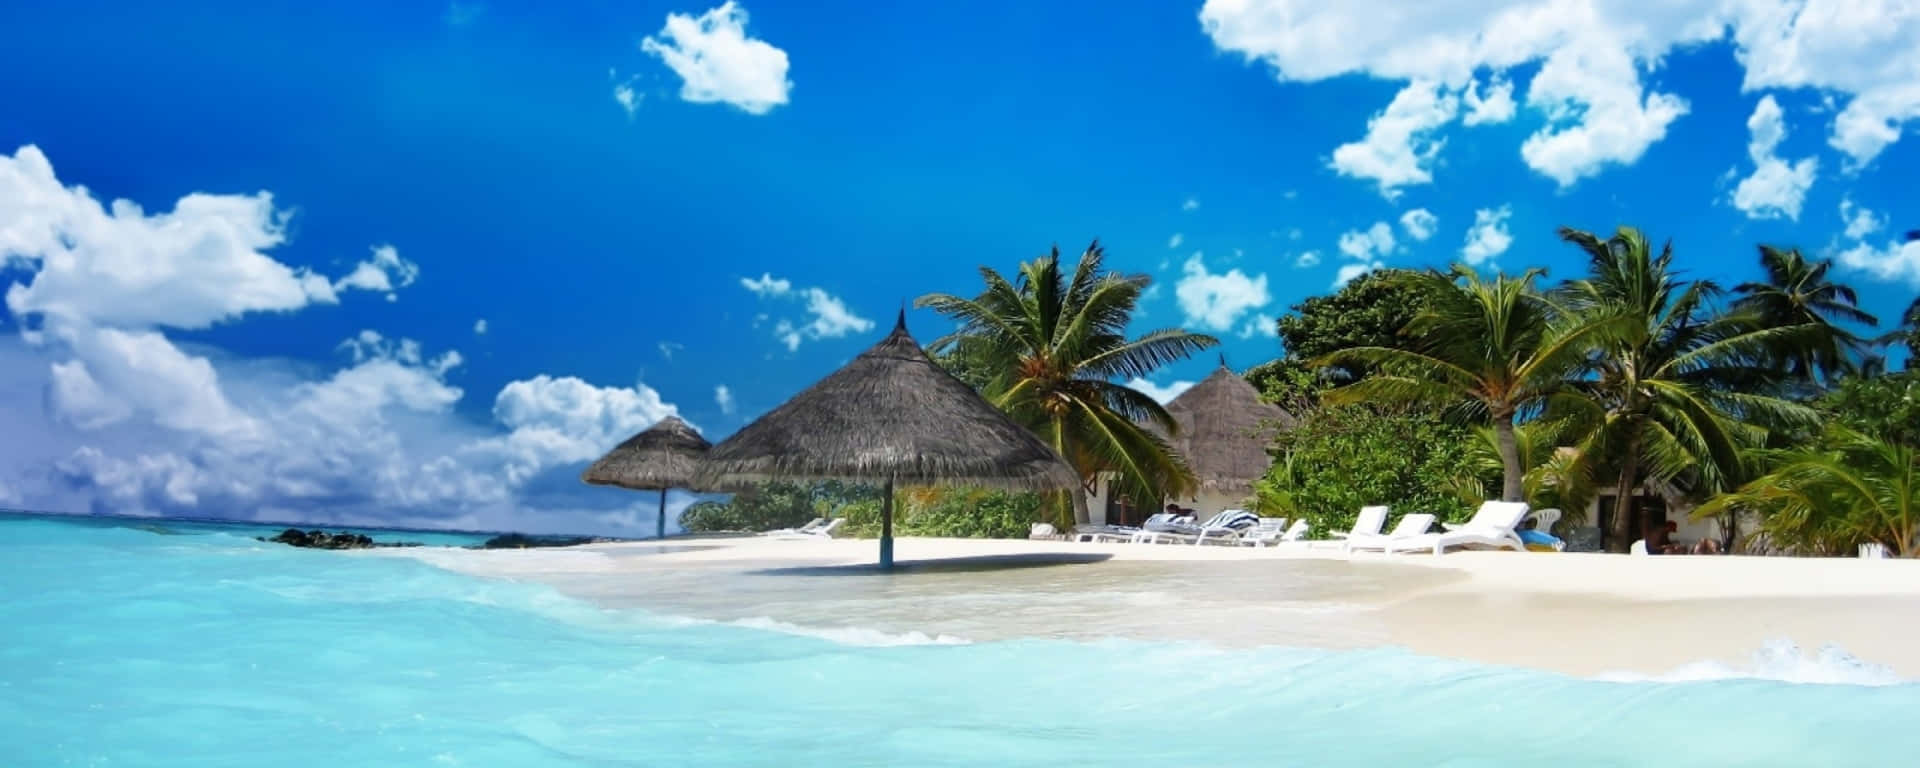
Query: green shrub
[[1254, 405, 1480, 536]]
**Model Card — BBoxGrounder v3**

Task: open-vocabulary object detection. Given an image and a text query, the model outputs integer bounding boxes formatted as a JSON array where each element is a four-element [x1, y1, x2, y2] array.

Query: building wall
[[1085, 475, 1252, 526]]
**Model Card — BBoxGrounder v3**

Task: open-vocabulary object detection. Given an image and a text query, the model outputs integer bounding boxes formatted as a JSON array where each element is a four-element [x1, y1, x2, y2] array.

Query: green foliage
[[1274, 269, 1426, 382], [1702, 423, 1918, 556], [1243, 357, 1327, 413], [917, 242, 1218, 522], [838, 487, 1048, 539], [1824, 371, 1920, 448], [1254, 405, 1478, 537], [677, 481, 879, 533], [1732, 245, 1879, 387]]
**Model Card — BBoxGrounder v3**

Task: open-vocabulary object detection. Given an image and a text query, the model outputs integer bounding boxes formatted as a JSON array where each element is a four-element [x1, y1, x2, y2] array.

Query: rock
[[259, 528, 412, 549], [477, 533, 609, 549]]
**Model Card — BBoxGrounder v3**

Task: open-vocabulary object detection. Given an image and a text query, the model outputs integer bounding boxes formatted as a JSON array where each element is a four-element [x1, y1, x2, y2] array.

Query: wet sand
[[390, 535, 1920, 677]]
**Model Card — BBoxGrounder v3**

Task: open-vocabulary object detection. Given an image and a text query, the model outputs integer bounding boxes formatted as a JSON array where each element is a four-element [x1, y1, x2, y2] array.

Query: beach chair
[[1329, 506, 1390, 543], [1859, 542, 1889, 559], [765, 518, 826, 537], [1130, 512, 1206, 544], [771, 518, 843, 540], [1343, 513, 1435, 553], [1072, 524, 1137, 543], [1384, 501, 1530, 555], [1249, 518, 1310, 548], [1191, 510, 1262, 546], [1630, 539, 1649, 556], [1236, 517, 1288, 546], [1028, 523, 1063, 540]]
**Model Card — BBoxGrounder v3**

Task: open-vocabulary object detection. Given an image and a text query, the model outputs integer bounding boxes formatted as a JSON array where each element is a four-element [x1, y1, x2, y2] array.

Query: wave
[[1596, 638, 1906, 686]]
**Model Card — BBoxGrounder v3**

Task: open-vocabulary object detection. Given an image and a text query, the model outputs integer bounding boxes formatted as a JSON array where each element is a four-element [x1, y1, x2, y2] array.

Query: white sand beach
[[394, 536, 1920, 679]]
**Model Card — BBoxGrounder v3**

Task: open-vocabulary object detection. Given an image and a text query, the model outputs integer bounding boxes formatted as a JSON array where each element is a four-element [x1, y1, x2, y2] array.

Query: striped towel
[[1216, 511, 1260, 531]]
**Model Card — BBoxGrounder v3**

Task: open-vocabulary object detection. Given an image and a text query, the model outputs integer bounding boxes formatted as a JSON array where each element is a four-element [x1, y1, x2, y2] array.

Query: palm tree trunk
[[1070, 484, 1091, 526], [1493, 410, 1524, 503], [1607, 436, 1641, 554]]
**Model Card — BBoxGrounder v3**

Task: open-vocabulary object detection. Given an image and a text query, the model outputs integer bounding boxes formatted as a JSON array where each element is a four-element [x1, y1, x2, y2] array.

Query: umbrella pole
[[879, 476, 895, 569], [656, 488, 667, 540]]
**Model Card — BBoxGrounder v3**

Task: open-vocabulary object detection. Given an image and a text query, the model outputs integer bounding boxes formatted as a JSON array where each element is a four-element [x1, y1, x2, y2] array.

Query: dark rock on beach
[[477, 533, 613, 549], [259, 528, 422, 549]]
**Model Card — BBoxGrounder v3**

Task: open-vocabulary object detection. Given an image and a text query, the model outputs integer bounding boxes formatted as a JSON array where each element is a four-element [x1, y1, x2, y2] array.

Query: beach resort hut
[[581, 415, 713, 540], [695, 311, 1079, 568], [1088, 360, 1294, 524]]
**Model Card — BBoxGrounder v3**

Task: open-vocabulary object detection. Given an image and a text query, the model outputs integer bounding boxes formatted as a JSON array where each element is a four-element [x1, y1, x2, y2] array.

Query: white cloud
[[1175, 253, 1271, 332], [1200, 1, 1920, 185], [1293, 250, 1322, 268], [658, 341, 684, 361], [1399, 208, 1439, 241], [1730, 95, 1819, 220], [1169, 233, 1184, 249], [1333, 262, 1380, 289], [613, 80, 642, 118], [1840, 199, 1885, 241], [332, 244, 421, 300], [1125, 377, 1195, 405], [1463, 77, 1516, 125], [475, 374, 681, 485], [1834, 238, 1920, 289], [1182, 197, 1200, 211], [715, 384, 736, 415], [641, 2, 791, 115], [474, 318, 488, 335], [1338, 221, 1397, 262], [1329, 80, 1458, 198], [1237, 313, 1278, 339], [740, 273, 873, 351], [1461, 206, 1514, 266]]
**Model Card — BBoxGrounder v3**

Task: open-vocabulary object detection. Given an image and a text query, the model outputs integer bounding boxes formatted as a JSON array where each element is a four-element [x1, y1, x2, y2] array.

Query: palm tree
[[1732, 245, 1877, 385], [1316, 265, 1605, 502], [916, 242, 1218, 523], [1555, 226, 1819, 551], [1700, 425, 1918, 556]]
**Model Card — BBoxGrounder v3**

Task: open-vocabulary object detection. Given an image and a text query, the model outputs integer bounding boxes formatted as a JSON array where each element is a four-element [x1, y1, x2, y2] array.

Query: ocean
[[0, 512, 1910, 767]]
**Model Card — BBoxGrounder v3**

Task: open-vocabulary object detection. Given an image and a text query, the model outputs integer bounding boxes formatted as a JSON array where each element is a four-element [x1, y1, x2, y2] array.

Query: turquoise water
[[1, 517, 1912, 767]]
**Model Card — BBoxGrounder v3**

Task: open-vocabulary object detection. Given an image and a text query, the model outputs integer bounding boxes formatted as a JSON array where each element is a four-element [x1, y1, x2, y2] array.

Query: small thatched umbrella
[[1158, 358, 1296, 502], [581, 415, 712, 540], [696, 311, 1078, 568]]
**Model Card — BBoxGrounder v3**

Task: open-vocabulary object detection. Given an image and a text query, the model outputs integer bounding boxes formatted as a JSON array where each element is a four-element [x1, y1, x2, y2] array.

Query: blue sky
[[2, 1, 1916, 535]]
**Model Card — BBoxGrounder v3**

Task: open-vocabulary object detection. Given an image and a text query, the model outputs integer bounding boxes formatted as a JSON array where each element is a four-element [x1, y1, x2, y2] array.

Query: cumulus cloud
[[1463, 77, 1517, 125], [1175, 253, 1271, 331], [715, 384, 736, 415], [1840, 199, 1884, 241], [1237, 313, 1278, 339], [0, 146, 686, 538], [1399, 208, 1439, 241], [1293, 250, 1322, 268], [1833, 199, 1920, 288], [641, 2, 791, 115], [1169, 233, 1184, 249], [1461, 206, 1514, 266], [1333, 221, 1396, 288], [1201, 1, 1920, 185], [614, 79, 642, 118], [1329, 80, 1459, 198], [1730, 96, 1819, 220], [739, 273, 873, 351], [474, 318, 488, 335], [1124, 377, 1195, 405]]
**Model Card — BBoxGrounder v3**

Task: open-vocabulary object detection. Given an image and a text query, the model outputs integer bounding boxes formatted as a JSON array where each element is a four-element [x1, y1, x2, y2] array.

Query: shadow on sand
[[752, 551, 1113, 577]]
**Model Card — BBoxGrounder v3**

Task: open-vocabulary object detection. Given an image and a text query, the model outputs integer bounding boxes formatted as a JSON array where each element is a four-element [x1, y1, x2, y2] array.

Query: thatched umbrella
[[581, 415, 712, 540], [696, 311, 1078, 568], [1157, 358, 1296, 502]]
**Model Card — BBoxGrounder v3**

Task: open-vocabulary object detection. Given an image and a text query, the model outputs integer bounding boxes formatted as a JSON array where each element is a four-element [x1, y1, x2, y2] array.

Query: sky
[[1, 0, 1917, 536]]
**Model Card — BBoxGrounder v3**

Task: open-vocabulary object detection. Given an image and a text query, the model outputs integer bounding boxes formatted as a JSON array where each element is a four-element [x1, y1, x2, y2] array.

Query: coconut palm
[[1732, 245, 1877, 386], [1554, 226, 1819, 552], [1315, 265, 1606, 502], [1700, 425, 1918, 556], [916, 242, 1218, 523]]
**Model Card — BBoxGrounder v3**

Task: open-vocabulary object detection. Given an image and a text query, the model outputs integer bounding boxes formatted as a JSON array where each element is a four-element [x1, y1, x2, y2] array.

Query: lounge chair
[[1130, 512, 1210, 544], [1191, 510, 1262, 546], [1029, 523, 1063, 540], [1343, 513, 1435, 553], [1071, 524, 1137, 543], [1248, 518, 1310, 548], [1630, 539, 1649, 556], [1860, 543, 1890, 559], [770, 518, 843, 540], [1236, 517, 1288, 546], [1329, 506, 1390, 543], [765, 518, 826, 536], [1384, 501, 1530, 555]]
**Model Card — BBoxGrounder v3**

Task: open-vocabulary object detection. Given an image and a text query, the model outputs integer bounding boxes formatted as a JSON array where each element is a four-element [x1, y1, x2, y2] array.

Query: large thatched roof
[[1159, 362, 1295, 497], [695, 312, 1079, 491], [580, 415, 712, 491]]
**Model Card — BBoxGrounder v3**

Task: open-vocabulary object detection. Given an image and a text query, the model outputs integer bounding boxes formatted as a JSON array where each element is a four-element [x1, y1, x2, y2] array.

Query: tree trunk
[[1493, 410, 1525, 503], [1607, 437, 1641, 554], [879, 476, 895, 569], [656, 488, 667, 541], [1070, 484, 1091, 526]]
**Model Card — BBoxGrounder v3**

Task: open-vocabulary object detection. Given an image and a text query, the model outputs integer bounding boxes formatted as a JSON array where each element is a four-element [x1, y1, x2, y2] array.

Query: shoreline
[[388, 535, 1920, 679]]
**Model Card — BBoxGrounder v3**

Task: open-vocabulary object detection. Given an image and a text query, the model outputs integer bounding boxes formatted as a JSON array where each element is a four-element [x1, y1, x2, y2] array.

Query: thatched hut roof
[[1158, 361, 1295, 497], [695, 312, 1079, 491], [581, 415, 713, 491]]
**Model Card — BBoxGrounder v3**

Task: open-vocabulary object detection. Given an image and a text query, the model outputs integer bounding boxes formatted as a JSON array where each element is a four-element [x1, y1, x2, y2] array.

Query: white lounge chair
[[1630, 539, 1649, 556], [771, 518, 843, 540], [765, 518, 826, 537], [1237, 517, 1288, 546], [1344, 513, 1435, 553], [1249, 518, 1310, 548], [1072, 524, 1137, 543], [1130, 512, 1208, 544], [1385, 501, 1531, 555], [1191, 510, 1262, 546], [1329, 506, 1390, 542]]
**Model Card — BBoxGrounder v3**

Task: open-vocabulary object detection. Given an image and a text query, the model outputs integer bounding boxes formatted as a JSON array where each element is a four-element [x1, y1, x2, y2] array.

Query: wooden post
[[879, 476, 895, 569], [656, 488, 668, 540]]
